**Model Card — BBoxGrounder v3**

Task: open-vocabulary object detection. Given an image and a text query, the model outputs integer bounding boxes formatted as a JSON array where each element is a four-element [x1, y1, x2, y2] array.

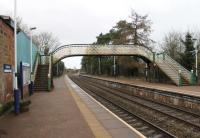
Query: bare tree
[[33, 32, 60, 54], [6, 15, 30, 34], [16, 17, 31, 35], [193, 31, 200, 50], [129, 9, 154, 47], [161, 31, 183, 61]]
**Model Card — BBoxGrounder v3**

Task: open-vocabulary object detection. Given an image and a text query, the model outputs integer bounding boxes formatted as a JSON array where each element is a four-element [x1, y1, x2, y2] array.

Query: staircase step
[[34, 89, 48, 91], [34, 86, 48, 88], [34, 87, 48, 89]]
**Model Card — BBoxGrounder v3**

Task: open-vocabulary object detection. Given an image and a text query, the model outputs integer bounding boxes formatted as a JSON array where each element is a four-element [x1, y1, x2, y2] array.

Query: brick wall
[[0, 19, 14, 104]]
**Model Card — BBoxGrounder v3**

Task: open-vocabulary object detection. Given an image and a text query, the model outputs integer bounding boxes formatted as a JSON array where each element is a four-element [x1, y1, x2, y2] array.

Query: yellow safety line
[[64, 76, 112, 138]]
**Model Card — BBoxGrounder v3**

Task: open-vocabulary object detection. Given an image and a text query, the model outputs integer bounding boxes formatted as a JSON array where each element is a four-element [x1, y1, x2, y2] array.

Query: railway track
[[70, 76, 176, 138], [82, 77, 200, 128], [70, 75, 200, 138]]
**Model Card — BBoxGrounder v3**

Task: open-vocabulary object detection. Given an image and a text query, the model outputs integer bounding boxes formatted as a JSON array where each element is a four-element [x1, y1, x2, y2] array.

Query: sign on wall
[[22, 62, 30, 86], [3, 64, 12, 73]]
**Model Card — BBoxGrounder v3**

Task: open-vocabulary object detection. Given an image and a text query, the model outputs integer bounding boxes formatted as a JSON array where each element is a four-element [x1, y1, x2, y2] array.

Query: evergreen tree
[[181, 32, 195, 70], [81, 10, 153, 76]]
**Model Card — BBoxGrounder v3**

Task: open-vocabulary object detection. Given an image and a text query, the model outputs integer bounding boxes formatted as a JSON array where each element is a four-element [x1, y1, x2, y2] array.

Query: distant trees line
[[52, 61, 65, 76], [81, 10, 200, 81], [162, 31, 200, 73]]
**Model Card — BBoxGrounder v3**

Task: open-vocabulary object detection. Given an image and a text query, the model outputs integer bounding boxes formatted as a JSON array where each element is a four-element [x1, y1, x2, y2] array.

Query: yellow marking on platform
[[64, 76, 112, 138]]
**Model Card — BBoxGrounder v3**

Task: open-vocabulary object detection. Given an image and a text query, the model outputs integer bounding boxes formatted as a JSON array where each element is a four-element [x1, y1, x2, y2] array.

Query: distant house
[[0, 15, 14, 105]]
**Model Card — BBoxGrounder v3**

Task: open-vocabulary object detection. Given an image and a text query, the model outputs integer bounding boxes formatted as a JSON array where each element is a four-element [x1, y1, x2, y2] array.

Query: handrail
[[31, 53, 39, 83]]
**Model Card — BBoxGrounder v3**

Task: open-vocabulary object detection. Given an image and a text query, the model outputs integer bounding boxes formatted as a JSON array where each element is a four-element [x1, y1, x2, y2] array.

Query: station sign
[[3, 64, 12, 73], [22, 62, 30, 67]]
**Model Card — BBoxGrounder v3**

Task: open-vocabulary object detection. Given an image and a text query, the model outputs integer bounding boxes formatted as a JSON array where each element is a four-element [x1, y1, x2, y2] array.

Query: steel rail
[[82, 77, 200, 130]]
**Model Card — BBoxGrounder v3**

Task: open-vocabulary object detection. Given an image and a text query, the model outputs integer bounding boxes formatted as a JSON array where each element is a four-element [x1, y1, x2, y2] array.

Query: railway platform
[[0, 76, 144, 138], [82, 75, 200, 97]]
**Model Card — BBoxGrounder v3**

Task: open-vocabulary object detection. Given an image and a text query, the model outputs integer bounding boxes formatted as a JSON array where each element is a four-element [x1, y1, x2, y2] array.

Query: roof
[[0, 15, 14, 30]]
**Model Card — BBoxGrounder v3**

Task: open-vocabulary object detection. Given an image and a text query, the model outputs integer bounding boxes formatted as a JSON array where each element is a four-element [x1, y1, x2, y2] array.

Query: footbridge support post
[[190, 70, 196, 85], [178, 70, 182, 86]]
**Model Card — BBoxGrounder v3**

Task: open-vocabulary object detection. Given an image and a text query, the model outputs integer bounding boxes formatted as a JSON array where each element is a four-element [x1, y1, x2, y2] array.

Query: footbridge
[[50, 44, 194, 86], [33, 44, 195, 91]]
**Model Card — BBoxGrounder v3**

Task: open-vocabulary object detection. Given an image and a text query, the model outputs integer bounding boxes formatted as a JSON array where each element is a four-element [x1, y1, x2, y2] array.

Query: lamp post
[[29, 27, 36, 95], [193, 39, 198, 79], [30, 27, 36, 73], [14, 0, 20, 114]]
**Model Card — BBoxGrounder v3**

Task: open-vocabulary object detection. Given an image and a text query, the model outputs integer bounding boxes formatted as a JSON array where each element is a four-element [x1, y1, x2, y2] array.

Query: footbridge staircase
[[31, 54, 52, 91]]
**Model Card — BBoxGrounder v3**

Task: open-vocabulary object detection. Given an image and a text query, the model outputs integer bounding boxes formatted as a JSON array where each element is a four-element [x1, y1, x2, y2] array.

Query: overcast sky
[[1, 0, 200, 69]]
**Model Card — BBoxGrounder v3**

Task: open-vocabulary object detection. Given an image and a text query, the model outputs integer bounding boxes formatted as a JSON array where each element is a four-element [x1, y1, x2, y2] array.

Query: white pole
[[196, 49, 198, 77], [30, 31, 33, 73], [14, 0, 18, 89], [30, 27, 36, 73]]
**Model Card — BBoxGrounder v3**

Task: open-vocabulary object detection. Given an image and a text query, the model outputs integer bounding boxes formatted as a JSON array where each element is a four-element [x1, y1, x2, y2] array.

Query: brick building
[[0, 16, 14, 106]]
